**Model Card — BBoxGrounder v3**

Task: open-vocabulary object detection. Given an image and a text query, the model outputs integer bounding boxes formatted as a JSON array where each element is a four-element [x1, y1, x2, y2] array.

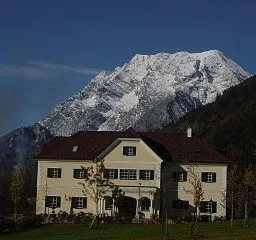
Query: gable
[[103, 138, 163, 165]]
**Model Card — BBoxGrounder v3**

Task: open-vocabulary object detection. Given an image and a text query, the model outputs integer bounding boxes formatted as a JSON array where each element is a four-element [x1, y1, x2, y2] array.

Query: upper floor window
[[104, 169, 118, 179], [172, 200, 189, 209], [123, 146, 136, 156], [200, 200, 217, 213], [45, 196, 61, 208], [72, 146, 78, 152], [139, 170, 154, 180], [71, 197, 87, 209], [201, 172, 216, 183], [172, 171, 187, 182], [73, 169, 85, 179], [120, 169, 137, 180], [47, 168, 62, 178]]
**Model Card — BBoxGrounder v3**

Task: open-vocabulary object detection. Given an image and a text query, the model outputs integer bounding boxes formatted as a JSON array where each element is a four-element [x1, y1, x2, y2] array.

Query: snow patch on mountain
[[39, 50, 250, 136]]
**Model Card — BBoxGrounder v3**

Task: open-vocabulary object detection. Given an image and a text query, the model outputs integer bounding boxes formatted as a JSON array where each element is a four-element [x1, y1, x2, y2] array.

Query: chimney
[[187, 127, 192, 138]]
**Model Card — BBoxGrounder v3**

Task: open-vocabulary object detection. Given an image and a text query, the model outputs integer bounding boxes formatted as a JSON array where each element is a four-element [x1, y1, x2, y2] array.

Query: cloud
[[0, 60, 105, 79]]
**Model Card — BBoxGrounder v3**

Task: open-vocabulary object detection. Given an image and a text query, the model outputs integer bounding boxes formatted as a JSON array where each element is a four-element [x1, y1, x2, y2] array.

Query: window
[[201, 172, 216, 183], [172, 200, 189, 209], [47, 168, 62, 178], [72, 146, 78, 152], [71, 197, 87, 209], [45, 196, 61, 208], [104, 196, 113, 210], [195, 149, 201, 155], [200, 201, 217, 213], [172, 171, 187, 182], [139, 197, 151, 211], [120, 169, 137, 180], [73, 169, 85, 179], [123, 146, 136, 156], [139, 170, 154, 180], [104, 169, 118, 179]]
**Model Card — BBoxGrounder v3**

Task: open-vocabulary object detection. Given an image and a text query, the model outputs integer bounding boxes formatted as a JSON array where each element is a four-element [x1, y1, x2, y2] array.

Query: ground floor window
[[200, 200, 217, 213], [139, 197, 151, 211], [71, 197, 87, 209], [45, 196, 61, 208], [104, 196, 113, 210]]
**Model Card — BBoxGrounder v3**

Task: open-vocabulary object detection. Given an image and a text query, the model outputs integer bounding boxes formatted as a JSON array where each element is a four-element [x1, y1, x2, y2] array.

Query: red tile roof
[[37, 128, 229, 164]]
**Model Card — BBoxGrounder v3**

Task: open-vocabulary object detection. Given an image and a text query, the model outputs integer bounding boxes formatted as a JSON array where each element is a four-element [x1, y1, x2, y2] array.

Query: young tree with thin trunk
[[242, 165, 256, 228], [79, 160, 114, 228], [9, 167, 23, 222], [185, 165, 204, 236]]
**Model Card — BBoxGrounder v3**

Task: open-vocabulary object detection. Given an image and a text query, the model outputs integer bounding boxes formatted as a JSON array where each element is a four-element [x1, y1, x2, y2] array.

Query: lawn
[[1, 219, 256, 240]]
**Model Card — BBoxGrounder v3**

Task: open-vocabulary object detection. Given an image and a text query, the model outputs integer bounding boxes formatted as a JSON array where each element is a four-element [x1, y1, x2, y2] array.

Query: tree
[[79, 160, 114, 228], [223, 164, 242, 228], [9, 167, 24, 222], [111, 186, 125, 216], [184, 165, 204, 236], [241, 165, 256, 228]]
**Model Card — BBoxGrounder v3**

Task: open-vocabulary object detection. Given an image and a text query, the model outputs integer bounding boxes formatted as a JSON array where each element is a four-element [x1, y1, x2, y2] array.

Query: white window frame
[[127, 147, 135, 156], [76, 197, 84, 209], [51, 196, 58, 208], [105, 197, 113, 210], [144, 170, 151, 180], [52, 168, 59, 178], [108, 169, 116, 179], [140, 198, 150, 211], [205, 201, 212, 213], [120, 169, 137, 180], [77, 169, 84, 178], [206, 172, 213, 183]]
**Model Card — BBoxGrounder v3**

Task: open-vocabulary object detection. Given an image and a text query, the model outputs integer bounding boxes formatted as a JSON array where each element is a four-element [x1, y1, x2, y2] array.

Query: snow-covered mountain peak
[[39, 50, 250, 136]]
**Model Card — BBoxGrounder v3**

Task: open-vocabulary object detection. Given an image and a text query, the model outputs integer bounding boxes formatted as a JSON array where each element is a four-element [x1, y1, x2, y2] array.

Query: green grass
[[1, 219, 256, 240]]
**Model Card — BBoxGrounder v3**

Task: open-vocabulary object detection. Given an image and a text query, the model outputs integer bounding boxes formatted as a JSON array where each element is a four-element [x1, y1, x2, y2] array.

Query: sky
[[0, 0, 255, 136]]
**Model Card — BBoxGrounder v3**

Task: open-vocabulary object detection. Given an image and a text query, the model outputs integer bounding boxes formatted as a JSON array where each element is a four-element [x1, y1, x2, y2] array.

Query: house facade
[[36, 128, 228, 219]]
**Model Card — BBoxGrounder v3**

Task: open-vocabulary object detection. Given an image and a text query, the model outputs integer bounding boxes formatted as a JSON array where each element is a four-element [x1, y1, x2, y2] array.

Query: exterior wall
[[103, 139, 162, 218], [36, 160, 95, 215], [163, 163, 227, 219], [36, 139, 227, 220]]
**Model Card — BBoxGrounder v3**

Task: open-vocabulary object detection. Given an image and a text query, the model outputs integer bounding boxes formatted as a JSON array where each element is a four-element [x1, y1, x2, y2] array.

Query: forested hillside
[[167, 76, 256, 165]]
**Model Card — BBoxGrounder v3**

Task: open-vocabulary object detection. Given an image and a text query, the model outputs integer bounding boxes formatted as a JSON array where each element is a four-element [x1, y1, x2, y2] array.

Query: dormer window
[[123, 146, 136, 156], [72, 146, 78, 152], [195, 149, 201, 155]]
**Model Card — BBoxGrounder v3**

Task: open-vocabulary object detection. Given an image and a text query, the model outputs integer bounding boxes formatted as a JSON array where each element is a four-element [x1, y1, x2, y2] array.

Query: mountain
[[0, 123, 53, 205], [167, 75, 256, 165], [39, 50, 250, 136]]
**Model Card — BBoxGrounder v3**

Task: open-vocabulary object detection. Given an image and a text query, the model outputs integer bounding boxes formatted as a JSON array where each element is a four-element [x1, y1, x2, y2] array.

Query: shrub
[[18, 214, 44, 229]]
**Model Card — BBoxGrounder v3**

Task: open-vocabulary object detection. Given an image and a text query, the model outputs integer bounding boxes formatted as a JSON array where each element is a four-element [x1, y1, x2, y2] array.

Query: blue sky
[[0, 0, 255, 136]]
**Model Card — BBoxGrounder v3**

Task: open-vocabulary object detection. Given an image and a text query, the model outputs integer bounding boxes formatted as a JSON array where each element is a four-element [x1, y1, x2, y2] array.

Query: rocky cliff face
[[39, 50, 250, 136]]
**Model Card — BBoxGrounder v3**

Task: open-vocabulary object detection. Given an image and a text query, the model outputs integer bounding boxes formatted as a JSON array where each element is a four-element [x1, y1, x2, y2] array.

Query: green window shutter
[[201, 172, 207, 182], [71, 197, 76, 208], [103, 169, 108, 179], [212, 173, 216, 182], [150, 170, 154, 180], [47, 168, 53, 178], [139, 170, 145, 180], [133, 147, 136, 156], [212, 201, 217, 213], [73, 169, 78, 178], [123, 147, 128, 155], [114, 169, 118, 179], [183, 172, 187, 182], [199, 201, 206, 213], [58, 169, 62, 178], [45, 196, 51, 207], [83, 198, 87, 209], [57, 197, 61, 208]]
